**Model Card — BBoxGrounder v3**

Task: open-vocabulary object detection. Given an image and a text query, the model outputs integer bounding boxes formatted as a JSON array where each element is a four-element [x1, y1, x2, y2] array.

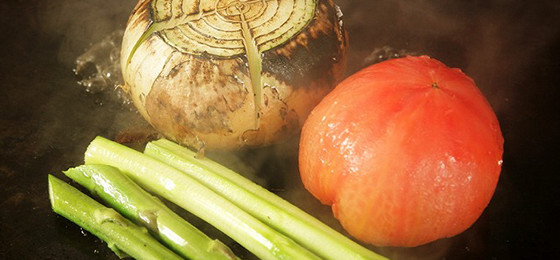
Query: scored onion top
[[150, 0, 316, 57]]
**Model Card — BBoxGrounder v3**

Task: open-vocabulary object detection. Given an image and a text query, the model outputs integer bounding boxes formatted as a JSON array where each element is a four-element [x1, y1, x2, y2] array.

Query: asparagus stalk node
[[64, 164, 237, 260], [84, 136, 320, 260], [145, 138, 387, 260], [48, 174, 183, 260]]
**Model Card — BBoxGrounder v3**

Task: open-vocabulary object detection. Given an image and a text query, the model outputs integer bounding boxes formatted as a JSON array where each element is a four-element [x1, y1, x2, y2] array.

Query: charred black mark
[[261, 0, 344, 88], [262, 31, 340, 88], [166, 61, 188, 79]]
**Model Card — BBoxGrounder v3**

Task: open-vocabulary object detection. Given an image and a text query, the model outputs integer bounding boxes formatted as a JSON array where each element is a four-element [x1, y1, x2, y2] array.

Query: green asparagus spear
[[64, 164, 237, 260], [84, 136, 321, 260], [144, 138, 387, 260], [48, 174, 183, 260]]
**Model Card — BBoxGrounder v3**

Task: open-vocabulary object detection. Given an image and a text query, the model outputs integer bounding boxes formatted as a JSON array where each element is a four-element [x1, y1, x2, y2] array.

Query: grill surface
[[1, 0, 559, 259]]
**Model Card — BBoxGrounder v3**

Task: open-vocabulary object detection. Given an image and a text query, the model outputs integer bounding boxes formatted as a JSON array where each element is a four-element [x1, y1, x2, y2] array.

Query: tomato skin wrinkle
[[299, 55, 504, 247]]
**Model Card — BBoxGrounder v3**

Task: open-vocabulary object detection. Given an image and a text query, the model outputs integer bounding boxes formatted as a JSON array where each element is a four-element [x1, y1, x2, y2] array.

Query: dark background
[[1, 0, 559, 259]]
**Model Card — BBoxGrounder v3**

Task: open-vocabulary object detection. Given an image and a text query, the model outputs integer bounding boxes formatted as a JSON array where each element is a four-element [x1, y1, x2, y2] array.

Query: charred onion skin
[[121, 0, 348, 150]]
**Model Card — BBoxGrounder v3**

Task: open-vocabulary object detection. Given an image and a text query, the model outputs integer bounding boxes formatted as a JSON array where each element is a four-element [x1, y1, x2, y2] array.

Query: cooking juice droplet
[[75, 30, 124, 94]]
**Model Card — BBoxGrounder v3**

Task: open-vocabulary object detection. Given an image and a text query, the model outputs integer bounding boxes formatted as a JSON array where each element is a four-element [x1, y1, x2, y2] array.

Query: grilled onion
[[121, 0, 348, 150]]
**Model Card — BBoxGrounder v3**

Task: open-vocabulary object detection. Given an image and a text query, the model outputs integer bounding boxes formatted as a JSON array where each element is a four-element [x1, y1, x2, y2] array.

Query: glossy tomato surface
[[299, 56, 504, 247]]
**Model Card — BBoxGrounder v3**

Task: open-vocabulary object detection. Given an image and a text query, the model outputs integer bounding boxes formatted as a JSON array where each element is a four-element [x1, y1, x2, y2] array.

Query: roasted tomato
[[298, 55, 504, 247]]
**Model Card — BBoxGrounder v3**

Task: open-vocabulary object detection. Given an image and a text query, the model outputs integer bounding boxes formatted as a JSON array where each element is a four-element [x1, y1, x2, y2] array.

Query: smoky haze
[[37, 0, 136, 67], [338, 0, 560, 115], [37, 0, 560, 117]]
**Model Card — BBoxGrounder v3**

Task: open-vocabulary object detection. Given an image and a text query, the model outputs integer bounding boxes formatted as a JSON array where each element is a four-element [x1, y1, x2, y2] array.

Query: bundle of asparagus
[[49, 136, 387, 260]]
